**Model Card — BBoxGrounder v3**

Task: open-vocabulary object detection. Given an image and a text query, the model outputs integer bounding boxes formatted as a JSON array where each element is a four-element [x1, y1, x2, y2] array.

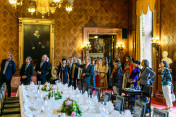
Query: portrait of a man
[[23, 24, 50, 64], [89, 38, 104, 53]]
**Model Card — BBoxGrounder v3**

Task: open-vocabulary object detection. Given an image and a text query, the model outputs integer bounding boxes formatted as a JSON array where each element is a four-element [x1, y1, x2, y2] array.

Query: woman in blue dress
[[59, 58, 69, 84], [129, 60, 141, 88]]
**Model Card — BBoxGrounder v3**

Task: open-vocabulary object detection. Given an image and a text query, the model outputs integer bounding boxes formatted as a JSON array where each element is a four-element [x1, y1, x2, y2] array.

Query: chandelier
[[9, 0, 74, 18]]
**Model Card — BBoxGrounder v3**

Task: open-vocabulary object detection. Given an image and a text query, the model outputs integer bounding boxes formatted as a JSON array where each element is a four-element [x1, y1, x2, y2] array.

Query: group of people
[[0, 52, 174, 111], [110, 56, 173, 111]]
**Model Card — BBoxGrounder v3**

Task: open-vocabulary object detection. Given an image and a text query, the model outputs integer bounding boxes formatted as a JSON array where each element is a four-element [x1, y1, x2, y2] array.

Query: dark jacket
[[35, 61, 49, 80], [138, 67, 156, 85], [1, 59, 16, 80], [76, 63, 93, 85], [20, 63, 34, 84], [46, 62, 52, 81], [112, 68, 123, 88], [161, 68, 172, 86]]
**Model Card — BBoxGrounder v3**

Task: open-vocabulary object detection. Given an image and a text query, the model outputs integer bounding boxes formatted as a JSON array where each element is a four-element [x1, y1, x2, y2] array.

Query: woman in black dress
[[59, 58, 69, 84], [110, 60, 123, 95]]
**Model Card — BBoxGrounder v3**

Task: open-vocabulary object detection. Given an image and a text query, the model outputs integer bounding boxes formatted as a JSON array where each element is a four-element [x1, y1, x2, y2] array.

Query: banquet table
[[17, 83, 131, 117]]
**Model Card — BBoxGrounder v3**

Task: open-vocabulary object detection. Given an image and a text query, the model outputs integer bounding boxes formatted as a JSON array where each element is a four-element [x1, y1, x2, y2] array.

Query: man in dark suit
[[35, 54, 49, 84], [20, 56, 34, 85], [0, 52, 16, 97], [75, 57, 93, 88], [68, 57, 73, 86], [46, 57, 52, 82]]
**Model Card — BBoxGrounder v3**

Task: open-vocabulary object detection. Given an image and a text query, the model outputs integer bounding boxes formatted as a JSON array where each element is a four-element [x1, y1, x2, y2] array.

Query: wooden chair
[[104, 91, 112, 105], [76, 81, 82, 90], [153, 108, 169, 117], [95, 88, 101, 101], [114, 95, 125, 114], [0, 86, 20, 116], [88, 85, 93, 98], [143, 85, 152, 116], [133, 100, 146, 117], [82, 83, 88, 93]]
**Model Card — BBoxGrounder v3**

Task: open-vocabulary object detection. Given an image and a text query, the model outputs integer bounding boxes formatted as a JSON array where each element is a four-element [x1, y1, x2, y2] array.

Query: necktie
[[85, 64, 87, 69], [25, 64, 28, 71]]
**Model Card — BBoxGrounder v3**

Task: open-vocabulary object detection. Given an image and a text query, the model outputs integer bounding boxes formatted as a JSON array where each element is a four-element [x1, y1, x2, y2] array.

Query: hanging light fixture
[[9, 0, 23, 9], [9, 0, 74, 18]]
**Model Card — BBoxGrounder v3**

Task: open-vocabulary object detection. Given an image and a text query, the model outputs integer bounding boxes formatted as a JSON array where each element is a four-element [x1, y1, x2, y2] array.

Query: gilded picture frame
[[19, 18, 55, 68]]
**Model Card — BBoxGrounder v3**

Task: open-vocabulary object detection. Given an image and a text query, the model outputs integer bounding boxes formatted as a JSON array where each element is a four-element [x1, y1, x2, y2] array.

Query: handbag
[[171, 93, 175, 102], [171, 84, 175, 102]]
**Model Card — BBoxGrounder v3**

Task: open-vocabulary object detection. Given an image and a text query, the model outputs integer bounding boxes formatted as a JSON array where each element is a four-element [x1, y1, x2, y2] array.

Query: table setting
[[18, 82, 131, 117]]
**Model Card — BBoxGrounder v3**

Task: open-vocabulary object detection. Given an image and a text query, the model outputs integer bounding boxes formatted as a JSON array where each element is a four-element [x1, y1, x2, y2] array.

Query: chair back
[[88, 85, 93, 97], [0, 94, 2, 115], [104, 91, 112, 105], [95, 88, 100, 101], [143, 85, 152, 97], [153, 108, 168, 117], [82, 83, 88, 93], [114, 95, 124, 113], [77, 81, 82, 90], [134, 100, 146, 117]]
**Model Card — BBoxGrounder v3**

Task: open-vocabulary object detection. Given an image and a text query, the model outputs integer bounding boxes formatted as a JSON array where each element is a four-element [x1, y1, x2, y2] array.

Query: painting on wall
[[23, 24, 50, 64], [89, 38, 104, 58]]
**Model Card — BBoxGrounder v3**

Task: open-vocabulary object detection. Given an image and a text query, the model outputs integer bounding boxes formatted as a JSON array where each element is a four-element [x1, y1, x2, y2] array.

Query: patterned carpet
[[151, 97, 176, 115]]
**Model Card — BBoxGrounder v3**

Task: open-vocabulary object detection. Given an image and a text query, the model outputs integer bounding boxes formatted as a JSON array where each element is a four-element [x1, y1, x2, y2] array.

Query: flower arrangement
[[54, 88, 62, 100], [61, 96, 82, 117], [41, 82, 53, 92]]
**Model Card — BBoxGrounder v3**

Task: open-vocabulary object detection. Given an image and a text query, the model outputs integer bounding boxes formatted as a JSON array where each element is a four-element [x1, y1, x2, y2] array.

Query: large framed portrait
[[89, 38, 104, 58], [19, 18, 55, 67]]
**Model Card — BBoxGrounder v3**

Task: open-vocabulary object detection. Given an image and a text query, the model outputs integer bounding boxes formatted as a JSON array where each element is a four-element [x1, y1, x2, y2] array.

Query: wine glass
[[38, 81, 41, 85]]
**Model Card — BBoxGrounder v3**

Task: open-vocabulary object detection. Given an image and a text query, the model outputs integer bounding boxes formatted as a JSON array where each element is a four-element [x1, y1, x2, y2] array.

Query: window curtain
[[135, 0, 156, 60]]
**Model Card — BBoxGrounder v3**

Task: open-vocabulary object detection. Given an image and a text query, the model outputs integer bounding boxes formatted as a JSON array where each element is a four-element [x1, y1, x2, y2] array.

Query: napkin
[[111, 110, 120, 117]]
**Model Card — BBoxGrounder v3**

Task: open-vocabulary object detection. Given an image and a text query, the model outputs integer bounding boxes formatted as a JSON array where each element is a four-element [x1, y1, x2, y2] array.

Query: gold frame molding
[[18, 18, 55, 68], [83, 27, 122, 59]]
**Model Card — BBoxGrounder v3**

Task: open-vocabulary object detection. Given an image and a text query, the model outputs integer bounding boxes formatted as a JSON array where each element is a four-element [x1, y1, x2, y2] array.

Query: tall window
[[140, 9, 153, 67]]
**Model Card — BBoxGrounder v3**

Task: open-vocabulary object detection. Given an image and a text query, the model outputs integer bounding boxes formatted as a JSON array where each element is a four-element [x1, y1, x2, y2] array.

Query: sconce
[[152, 37, 160, 59], [83, 42, 91, 57], [116, 43, 125, 57]]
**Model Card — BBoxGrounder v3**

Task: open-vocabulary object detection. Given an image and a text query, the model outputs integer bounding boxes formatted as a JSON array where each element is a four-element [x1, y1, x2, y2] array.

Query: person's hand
[[32, 47, 35, 50], [37, 71, 41, 74], [82, 73, 85, 77], [22, 76, 27, 79], [110, 75, 112, 79], [74, 57, 78, 63]]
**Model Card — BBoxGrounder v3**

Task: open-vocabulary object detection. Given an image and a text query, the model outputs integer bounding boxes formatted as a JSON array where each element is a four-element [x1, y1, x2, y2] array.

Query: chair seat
[[6, 97, 19, 100], [2, 108, 20, 115], [5, 100, 19, 104], [2, 114, 21, 117], [4, 103, 20, 109]]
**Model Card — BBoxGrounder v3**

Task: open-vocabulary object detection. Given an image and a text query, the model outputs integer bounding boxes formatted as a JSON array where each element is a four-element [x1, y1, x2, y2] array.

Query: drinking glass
[[38, 81, 41, 85], [124, 110, 131, 117]]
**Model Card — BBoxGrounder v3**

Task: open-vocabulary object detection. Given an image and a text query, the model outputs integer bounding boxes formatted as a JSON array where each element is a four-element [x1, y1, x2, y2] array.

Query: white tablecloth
[[18, 83, 128, 117]]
